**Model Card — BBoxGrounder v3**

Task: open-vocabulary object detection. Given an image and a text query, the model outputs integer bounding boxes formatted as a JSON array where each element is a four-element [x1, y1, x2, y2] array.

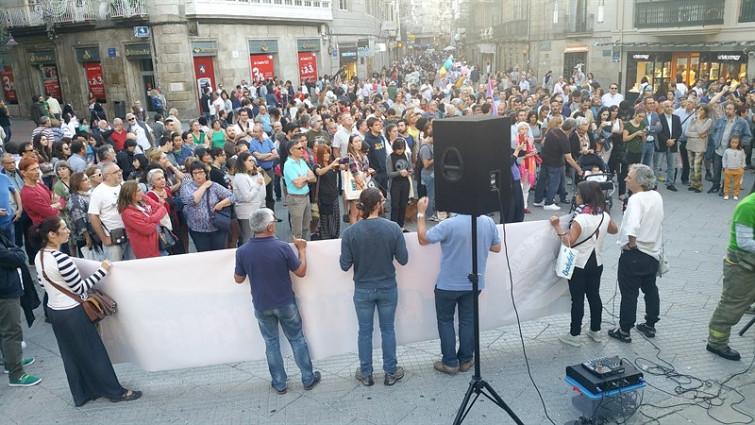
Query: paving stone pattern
[[1, 119, 754, 424]]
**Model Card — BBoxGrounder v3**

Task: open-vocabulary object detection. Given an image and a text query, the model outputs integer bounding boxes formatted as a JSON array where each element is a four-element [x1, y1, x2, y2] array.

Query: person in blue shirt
[[233, 208, 321, 394], [283, 139, 315, 240], [249, 123, 279, 210], [340, 187, 408, 387], [0, 172, 22, 242], [415, 197, 501, 374]]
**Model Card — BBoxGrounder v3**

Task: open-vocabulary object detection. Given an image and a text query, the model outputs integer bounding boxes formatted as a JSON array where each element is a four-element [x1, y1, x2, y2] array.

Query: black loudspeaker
[[433, 115, 511, 216]]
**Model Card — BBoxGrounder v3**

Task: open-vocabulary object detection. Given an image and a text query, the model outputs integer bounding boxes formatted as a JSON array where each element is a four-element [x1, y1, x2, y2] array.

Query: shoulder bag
[[39, 251, 116, 323], [311, 169, 321, 220], [205, 187, 231, 231], [555, 213, 604, 280]]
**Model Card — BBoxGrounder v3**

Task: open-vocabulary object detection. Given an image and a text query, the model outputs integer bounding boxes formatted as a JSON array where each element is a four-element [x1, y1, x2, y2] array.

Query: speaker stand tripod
[[452, 216, 523, 425], [738, 314, 755, 336]]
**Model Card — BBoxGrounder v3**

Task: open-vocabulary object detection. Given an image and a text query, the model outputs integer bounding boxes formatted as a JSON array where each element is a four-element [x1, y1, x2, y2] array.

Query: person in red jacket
[[117, 181, 166, 259], [18, 158, 65, 226]]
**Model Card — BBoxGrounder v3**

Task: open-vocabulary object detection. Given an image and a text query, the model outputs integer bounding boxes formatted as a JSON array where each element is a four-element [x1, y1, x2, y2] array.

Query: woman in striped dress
[[33, 216, 141, 407]]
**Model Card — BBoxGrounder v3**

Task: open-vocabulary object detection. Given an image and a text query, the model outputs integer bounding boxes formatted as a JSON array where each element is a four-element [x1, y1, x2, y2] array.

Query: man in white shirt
[[88, 162, 132, 261], [125, 113, 153, 153], [609, 164, 664, 343], [211, 92, 224, 120], [333, 114, 353, 159], [601, 83, 624, 108], [234, 109, 254, 142]]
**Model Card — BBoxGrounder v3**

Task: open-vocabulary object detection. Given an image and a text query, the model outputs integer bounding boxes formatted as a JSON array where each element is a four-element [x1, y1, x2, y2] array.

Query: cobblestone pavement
[[1, 119, 754, 424]]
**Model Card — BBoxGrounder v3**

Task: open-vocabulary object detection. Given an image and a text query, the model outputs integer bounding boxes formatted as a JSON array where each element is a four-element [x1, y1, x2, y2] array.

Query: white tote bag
[[556, 244, 578, 280]]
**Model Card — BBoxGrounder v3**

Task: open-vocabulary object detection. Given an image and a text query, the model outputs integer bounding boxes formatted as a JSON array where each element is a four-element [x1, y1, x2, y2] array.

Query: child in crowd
[[722, 134, 745, 201]]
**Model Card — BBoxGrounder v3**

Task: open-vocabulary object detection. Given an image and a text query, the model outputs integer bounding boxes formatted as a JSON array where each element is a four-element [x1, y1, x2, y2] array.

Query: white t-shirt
[[212, 97, 224, 115], [88, 183, 124, 232], [333, 127, 351, 158], [572, 212, 611, 268], [601, 92, 624, 108], [130, 123, 152, 152], [617, 190, 664, 260]]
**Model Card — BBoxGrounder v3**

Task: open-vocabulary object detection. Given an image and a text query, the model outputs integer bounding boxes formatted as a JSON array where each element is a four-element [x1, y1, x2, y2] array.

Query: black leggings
[[568, 251, 603, 336], [389, 179, 410, 228]]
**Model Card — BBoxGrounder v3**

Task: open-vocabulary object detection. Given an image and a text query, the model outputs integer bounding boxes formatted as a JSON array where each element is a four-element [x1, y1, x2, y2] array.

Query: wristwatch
[[417, 213, 425, 219]]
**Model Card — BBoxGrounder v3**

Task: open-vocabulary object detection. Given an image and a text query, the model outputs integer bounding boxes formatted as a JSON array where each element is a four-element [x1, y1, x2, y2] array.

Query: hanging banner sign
[[250, 54, 275, 81], [1, 69, 18, 103], [41, 65, 62, 101], [298, 52, 317, 84], [73, 219, 570, 372], [85, 62, 106, 102]]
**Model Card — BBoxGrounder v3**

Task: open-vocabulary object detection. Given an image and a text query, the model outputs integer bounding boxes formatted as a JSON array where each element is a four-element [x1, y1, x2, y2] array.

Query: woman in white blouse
[[232, 151, 266, 244], [33, 216, 141, 407]]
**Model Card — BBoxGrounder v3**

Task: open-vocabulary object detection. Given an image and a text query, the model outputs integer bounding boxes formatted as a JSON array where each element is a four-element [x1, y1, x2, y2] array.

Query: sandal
[[111, 389, 142, 403], [608, 328, 632, 343]]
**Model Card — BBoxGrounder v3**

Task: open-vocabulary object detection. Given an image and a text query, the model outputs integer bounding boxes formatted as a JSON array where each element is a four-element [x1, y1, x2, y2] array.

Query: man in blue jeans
[[533, 118, 582, 211], [234, 208, 321, 395], [415, 197, 501, 374]]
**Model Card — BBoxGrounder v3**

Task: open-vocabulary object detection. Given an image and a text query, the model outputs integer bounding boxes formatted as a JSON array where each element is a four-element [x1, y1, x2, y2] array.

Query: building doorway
[[139, 58, 155, 112], [563, 52, 587, 83], [671, 53, 700, 87]]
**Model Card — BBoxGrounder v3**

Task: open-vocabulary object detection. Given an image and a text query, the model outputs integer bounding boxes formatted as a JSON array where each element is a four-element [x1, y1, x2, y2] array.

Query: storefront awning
[[600, 41, 755, 52]]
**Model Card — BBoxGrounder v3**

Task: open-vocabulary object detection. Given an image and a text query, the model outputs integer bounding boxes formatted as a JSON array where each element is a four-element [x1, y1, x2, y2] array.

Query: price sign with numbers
[[1, 69, 18, 103], [85, 62, 106, 102], [250, 54, 275, 81], [298, 52, 318, 85]]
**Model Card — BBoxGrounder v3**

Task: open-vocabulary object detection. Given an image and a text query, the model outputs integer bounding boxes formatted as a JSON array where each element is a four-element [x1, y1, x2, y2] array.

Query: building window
[[339, 0, 348, 10]]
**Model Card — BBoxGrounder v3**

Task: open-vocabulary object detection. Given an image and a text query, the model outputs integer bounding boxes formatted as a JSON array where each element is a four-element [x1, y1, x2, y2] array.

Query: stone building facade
[[0, 0, 396, 121]]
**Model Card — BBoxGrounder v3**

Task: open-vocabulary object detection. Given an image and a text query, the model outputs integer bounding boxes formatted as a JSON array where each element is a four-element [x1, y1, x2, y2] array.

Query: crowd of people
[[0, 51, 754, 405]]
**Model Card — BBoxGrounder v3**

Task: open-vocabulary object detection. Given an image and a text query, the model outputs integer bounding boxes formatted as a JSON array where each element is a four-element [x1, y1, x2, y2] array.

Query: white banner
[[74, 219, 569, 372]]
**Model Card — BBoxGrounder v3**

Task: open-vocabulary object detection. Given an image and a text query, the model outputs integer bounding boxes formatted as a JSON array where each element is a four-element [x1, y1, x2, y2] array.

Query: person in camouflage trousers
[[707, 192, 755, 361]]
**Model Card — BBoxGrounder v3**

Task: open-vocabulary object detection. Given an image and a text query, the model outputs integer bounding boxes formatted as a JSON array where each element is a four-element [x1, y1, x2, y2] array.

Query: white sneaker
[[559, 333, 582, 347], [532, 201, 544, 207], [21, 341, 26, 350], [587, 330, 603, 343], [543, 204, 561, 211], [734, 196, 739, 200], [724, 196, 729, 200]]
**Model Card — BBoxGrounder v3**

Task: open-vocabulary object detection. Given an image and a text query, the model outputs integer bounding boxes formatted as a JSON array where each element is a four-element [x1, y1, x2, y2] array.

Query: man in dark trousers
[[707, 192, 755, 361], [0, 234, 41, 386], [656, 100, 683, 192], [364, 117, 388, 196], [233, 208, 321, 394]]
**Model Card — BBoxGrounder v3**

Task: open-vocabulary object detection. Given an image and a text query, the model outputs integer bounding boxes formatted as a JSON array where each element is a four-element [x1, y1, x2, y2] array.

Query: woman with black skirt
[[32, 216, 141, 407], [386, 138, 413, 232], [313, 144, 343, 239]]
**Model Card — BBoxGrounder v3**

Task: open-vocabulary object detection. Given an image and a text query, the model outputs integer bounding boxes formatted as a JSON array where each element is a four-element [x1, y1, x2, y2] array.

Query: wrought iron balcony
[[634, 0, 724, 28], [185, 0, 333, 22], [740, 0, 755, 23], [1, 0, 147, 29]]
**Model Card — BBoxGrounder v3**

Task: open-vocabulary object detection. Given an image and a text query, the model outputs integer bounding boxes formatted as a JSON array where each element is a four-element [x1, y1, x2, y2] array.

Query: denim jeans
[[434, 288, 474, 367], [421, 172, 435, 217], [254, 302, 316, 391], [641, 141, 655, 167], [189, 229, 227, 252], [1, 125, 10, 144], [534, 165, 564, 205], [711, 152, 723, 190], [653, 151, 676, 184], [0, 223, 14, 245], [353, 287, 398, 376]]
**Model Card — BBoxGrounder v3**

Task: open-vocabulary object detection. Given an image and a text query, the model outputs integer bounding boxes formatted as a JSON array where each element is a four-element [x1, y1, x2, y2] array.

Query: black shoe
[[110, 390, 142, 403], [706, 344, 741, 361], [303, 371, 321, 390], [636, 323, 656, 338], [693, 188, 701, 193], [608, 328, 632, 343], [718, 191, 724, 197], [688, 186, 696, 191], [275, 217, 283, 222], [272, 384, 287, 395], [707, 187, 719, 193], [667, 184, 677, 192]]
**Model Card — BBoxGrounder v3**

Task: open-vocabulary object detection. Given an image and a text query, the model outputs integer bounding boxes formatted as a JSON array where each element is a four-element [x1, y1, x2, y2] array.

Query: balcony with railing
[[1, 0, 148, 29], [741, 0, 755, 23], [185, 0, 333, 22], [634, 0, 724, 29], [493, 19, 528, 41]]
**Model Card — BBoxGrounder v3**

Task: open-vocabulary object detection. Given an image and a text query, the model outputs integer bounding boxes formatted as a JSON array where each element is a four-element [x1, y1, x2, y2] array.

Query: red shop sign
[[298, 52, 318, 85], [85, 62, 106, 102], [250, 54, 275, 81], [0, 69, 18, 103]]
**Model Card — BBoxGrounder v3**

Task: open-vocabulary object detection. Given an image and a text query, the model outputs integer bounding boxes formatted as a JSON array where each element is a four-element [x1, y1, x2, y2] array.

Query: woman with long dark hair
[[340, 187, 408, 387], [33, 216, 141, 406], [313, 144, 343, 239], [550, 181, 618, 347], [232, 151, 265, 244]]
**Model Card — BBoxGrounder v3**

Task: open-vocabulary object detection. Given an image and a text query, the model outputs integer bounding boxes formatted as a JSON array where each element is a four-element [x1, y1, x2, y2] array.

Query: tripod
[[452, 216, 523, 425], [738, 315, 755, 336]]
